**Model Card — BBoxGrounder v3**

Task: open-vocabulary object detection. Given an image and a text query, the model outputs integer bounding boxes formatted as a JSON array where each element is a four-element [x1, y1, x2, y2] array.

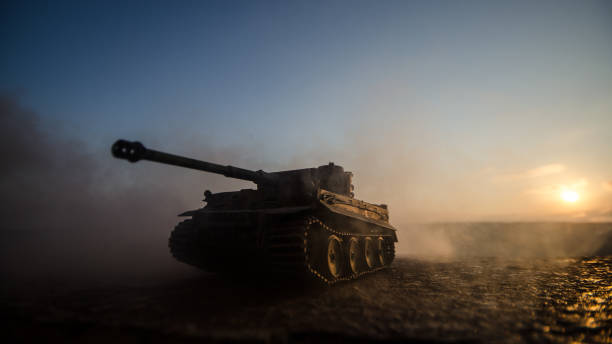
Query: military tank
[[112, 139, 397, 284]]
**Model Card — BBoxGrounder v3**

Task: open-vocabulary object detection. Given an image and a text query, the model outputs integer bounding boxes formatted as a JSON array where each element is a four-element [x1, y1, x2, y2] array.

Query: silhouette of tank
[[112, 139, 397, 283]]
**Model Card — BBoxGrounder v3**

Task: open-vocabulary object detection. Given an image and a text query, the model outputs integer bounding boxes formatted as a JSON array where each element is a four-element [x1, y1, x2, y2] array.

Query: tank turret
[[112, 139, 396, 284], [112, 139, 354, 199]]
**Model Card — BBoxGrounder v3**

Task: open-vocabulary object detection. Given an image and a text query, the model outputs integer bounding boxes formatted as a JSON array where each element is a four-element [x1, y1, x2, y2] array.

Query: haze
[[1, 1, 611, 225]]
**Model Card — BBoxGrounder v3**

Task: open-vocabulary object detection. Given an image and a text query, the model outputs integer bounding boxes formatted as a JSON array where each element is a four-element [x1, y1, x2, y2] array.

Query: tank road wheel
[[364, 237, 380, 269], [326, 235, 345, 279], [377, 237, 388, 266], [348, 237, 364, 275]]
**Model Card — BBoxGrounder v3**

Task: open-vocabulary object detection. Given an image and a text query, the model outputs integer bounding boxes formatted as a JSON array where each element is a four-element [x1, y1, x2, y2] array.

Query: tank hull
[[168, 203, 396, 284]]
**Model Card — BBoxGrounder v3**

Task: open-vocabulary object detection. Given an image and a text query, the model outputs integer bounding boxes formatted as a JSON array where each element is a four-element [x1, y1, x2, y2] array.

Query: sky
[[1, 0, 611, 223]]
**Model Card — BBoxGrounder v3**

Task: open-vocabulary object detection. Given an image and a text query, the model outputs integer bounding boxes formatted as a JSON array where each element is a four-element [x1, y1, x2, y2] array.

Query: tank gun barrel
[[112, 139, 274, 184]]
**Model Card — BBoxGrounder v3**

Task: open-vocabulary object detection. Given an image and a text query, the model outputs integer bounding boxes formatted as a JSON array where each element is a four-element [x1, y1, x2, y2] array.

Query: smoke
[[1, 95, 610, 295], [0, 95, 254, 293], [297, 81, 612, 259], [397, 222, 612, 258]]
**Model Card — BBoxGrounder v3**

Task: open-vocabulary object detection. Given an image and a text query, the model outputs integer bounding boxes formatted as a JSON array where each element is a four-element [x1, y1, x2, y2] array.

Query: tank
[[112, 139, 397, 284]]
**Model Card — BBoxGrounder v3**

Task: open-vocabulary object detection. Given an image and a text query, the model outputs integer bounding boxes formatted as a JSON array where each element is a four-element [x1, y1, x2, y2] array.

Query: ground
[[3, 257, 611, 343]]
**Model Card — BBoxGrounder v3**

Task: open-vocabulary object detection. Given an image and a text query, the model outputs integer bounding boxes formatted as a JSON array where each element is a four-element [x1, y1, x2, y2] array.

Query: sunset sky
[[2, 0, 611, 223]]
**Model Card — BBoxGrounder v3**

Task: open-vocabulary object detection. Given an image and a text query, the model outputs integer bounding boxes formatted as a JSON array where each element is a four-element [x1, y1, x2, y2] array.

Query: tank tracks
[[169, 216, 395, 284], [168, 219, 211, 270]]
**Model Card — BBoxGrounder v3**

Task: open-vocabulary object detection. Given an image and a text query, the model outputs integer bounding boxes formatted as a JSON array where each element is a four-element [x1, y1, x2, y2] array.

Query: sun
[[561, 190, 579, 203]]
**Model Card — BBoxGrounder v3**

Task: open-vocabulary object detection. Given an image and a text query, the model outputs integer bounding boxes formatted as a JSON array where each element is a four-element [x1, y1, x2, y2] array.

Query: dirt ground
[[3, 257, 611, 343]]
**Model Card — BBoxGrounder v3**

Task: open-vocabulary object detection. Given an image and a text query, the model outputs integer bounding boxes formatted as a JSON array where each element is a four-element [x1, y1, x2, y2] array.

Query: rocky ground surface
[[3, 256, 611, 343]]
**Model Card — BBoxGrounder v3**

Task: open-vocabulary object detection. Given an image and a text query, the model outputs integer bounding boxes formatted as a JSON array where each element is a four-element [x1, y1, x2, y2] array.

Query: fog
[[1, 95, 610, 293], [0, 95, 255, 291], [400, 222, 612, 258]]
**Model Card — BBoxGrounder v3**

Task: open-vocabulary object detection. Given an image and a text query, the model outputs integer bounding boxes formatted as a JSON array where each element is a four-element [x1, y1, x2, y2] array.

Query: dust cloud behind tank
[[112, 139, 397, 284]]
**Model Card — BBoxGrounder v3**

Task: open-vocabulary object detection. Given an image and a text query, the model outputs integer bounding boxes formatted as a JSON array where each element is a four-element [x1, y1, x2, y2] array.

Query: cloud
[[564, 179, 588, 189], [493, 163, 566, 182], [525, 178, 588, 196], [603, 180, 612, 192]]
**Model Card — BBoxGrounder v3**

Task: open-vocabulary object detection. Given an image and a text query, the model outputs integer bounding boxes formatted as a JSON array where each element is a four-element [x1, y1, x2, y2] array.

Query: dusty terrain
[[3, 256, 611, 343]]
